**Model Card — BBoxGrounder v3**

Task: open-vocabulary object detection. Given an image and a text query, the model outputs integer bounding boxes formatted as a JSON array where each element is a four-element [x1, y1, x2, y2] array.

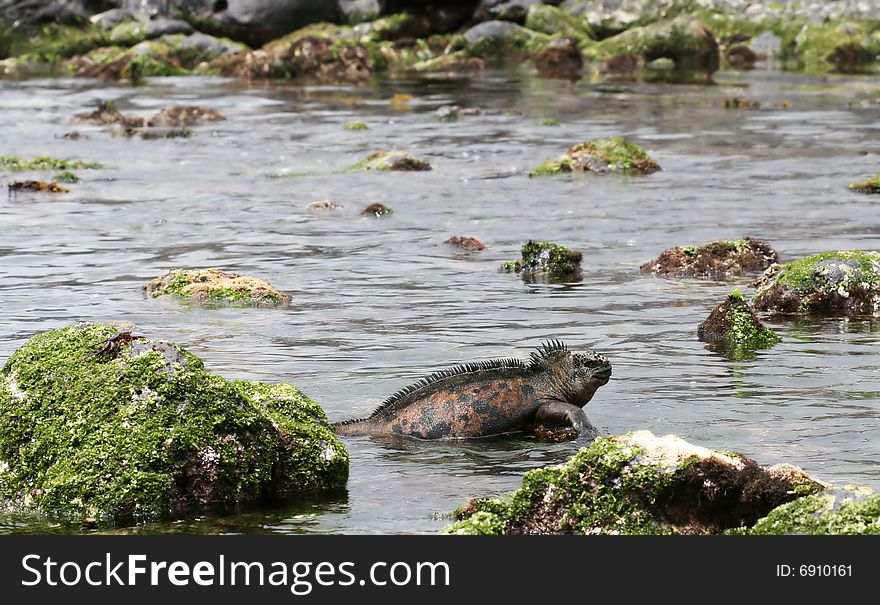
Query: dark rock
[[531, 36, 582, 78], [445, 236, 486, 251]]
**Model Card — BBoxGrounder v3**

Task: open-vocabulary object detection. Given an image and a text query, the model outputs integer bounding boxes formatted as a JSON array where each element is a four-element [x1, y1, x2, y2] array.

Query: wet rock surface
[[144, 268, 291, 307], [641, 237, 778, 279]]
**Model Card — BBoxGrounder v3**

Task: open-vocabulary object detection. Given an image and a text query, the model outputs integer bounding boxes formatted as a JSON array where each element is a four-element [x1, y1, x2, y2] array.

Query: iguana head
[[531, 340, 612, 407]]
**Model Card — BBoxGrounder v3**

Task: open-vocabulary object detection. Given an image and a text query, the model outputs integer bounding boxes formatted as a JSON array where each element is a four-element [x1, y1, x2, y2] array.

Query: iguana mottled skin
[[335, 341, 611, 441]]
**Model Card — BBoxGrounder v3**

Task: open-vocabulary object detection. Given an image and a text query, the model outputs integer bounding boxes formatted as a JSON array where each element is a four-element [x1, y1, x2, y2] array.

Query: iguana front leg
[[533, 401, 598, 443]]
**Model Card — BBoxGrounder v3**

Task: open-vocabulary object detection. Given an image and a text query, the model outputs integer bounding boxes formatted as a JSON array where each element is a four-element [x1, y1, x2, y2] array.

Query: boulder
[[144, 268, 291, 307], [531, 136, 659, 176], [0, 323, 348, 523], [849, 173, 880, 194], [752, 250, 880, 316], [446, 431, 825, 534], [353, 150, 432, 171], [698, 290, 780, 359], [501, 240, 582, 280]]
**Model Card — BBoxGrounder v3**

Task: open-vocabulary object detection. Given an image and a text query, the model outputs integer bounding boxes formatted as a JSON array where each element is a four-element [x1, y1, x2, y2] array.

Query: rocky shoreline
[[3, 1, 880, 81]]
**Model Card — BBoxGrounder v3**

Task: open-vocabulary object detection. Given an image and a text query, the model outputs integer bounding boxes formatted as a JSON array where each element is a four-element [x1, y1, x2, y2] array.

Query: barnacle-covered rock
[[641, 237, 778, 279]]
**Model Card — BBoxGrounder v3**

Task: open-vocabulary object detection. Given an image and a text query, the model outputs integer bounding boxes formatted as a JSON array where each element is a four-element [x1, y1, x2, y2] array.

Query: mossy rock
[[531, 137, 660, 176], [730, 489, 880, 535], [790, 21, 880, 74], [524, 4, 594, 47], [13, 24, 109, 64], [0, 323, 348, 524], [353, 151, 432, 171], [144, 268, 291, 308], [501, 240, 582, 280], [849, 173, 880, 194], [585, 16, 720, 73], [445, 431, 823, 535], [752, 251, 880, 317], [641, 237, 778, 279], [698, 290, 781, 360]]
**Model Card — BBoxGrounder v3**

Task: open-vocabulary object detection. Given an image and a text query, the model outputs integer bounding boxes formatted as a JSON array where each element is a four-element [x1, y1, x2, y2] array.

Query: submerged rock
[[148, 106, 225, 127], [0, 323, 348, 523], [8, 180, 70, 194], [144, 268, 291, 307], [362, 203, 394, 216], [531, 137, 659, 176], [354, 150, 432, 171], [752, 250, 880, 317], [698, 290, 780, 359], [585, 16, 720, 74], [344, 120, 369, 131], [641, 237, 778, 279], [445, 431, 824, 535], [849, 173, 880, 194], [445, 236, 486, 251], [501, 240, 582, 280], [308, 199, 345, 210]]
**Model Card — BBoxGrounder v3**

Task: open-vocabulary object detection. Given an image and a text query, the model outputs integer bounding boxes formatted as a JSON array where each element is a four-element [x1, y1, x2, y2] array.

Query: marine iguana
[[334, 341, 611, 442]]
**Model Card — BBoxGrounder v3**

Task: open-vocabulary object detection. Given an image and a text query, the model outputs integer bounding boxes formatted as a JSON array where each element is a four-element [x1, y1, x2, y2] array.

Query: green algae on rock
[[585, 16, 720, 74], [344, 120, 369, 131], [52, 171, 80, 184], [0, 323, 348, 523], [531, 137, 660, 176], [730, 489, 880, 535], [698, 290, 781, 360], [445, 431, 822, 535], [789, 21, 880, 74], [0, 155, 103, 171], [752, 250, 880, 316], [849, 173, 880, 194], [501, 240, 582, 280], [144, 268, 291, 308], [354, 151, 432, 171], [641, 237, 778, 279]]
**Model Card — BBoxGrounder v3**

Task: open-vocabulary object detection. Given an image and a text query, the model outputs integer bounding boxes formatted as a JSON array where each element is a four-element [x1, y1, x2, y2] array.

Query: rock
[[175, 0, 343, 48], [67, 33, 247, 80], [144, 268, 291, 307], [145, 17, 194, 38], [339, 0, 382, 24], [148, 105, 225, 127], [362, 203, 393, 216], [792, 21, 880, 74], [445, 236, 486, 251], [849, 173, 880, 194], [640, 237, 778, 279], [748, 30, 781, 59], [724, 42, 757, 69], [752, 250, 880, 317], [354, 150, 432, 171], [211, 24, 374, 83], [585, 16, 720, 74], [531, 136, 659, 176], [723, 97, 760, 109], [8, 180, 70, 193], [530, 36, 582, 78], [90, 8, 134, 30], [462, 19, 538, 59], [52, 171, 80, 183], [344, 120, 369, 130], [524, 3, 593, 44], [72, 100, 147, 127], [0, 0, 95, 26], [435, 105, 460, 122], [733, 489, 880, 535], [698, 290, 780, 359], [501, 240, 582, 279], [445, 430, 825, 535], [308, 199, 344, 209], [0, 323, 348, 523]]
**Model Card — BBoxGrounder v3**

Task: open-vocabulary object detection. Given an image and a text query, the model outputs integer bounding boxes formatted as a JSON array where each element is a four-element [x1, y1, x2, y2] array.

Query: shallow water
[[0, 67, 879, 534]]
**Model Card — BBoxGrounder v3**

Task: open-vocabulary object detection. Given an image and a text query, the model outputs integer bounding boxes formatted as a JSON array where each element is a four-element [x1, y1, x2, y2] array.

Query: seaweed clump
[[531, 137, 660, 176], [501, 240, 582, 280], [698, 290, 781, 360]]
